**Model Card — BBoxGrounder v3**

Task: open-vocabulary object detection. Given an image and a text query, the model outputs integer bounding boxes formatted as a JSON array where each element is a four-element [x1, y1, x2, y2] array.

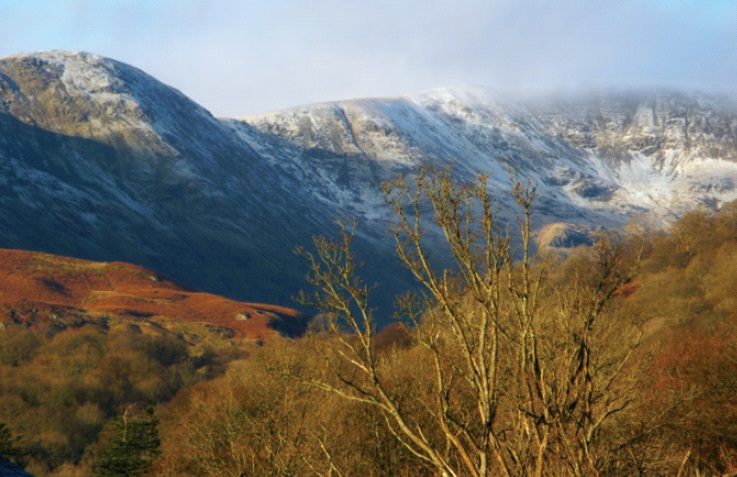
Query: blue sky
[[0, 0, 735, 116]]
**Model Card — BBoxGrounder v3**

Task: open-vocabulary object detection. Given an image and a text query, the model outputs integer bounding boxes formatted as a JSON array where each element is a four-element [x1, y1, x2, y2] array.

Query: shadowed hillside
[[3, 52, 737, 317]]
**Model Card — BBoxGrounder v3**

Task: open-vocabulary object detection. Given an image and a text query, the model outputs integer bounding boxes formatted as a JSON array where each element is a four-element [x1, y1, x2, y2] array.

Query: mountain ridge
[[2, 50, 737, 314]]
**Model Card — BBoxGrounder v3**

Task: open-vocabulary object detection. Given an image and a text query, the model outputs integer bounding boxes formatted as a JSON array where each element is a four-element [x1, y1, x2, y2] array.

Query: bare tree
[[297, 166, 642, 476]]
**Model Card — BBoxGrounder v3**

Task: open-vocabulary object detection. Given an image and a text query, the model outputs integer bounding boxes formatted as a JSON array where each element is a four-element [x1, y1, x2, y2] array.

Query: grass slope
[[0, 248, 308, 341]]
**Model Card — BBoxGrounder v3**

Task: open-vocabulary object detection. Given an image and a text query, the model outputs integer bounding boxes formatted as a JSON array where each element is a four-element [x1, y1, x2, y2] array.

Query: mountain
[[0, 50, 331, 307], [0, 248, 306, 340], [234, 87, 737, 226], [2, 50, 737, 314]]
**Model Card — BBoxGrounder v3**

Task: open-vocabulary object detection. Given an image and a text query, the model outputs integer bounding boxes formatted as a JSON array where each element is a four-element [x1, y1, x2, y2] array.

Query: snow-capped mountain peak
[[2, 51, 737, 313]]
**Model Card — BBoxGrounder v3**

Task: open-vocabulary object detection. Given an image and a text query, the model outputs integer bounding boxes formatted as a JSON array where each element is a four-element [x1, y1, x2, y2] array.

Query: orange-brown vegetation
[[0, 323, 203, 475], [0, 248, 305, 340], [5, 186, 737, 475], [0, 249, 307, 476], [613, 204, 737, 475], [151, 185, 737, 476]]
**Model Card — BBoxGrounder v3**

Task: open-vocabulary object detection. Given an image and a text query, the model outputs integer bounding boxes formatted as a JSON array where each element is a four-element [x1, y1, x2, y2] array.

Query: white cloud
[[1, 0, 735, 116]]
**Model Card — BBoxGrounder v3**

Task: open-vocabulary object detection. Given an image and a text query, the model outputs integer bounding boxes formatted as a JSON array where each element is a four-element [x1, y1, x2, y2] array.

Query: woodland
[[2, 168, 737, 476]]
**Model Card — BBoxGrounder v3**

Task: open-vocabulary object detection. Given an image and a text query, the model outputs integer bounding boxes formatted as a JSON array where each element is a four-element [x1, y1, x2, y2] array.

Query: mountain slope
[[527, 91, 737, 219], [0, 248, 306, 340], [2, 51, 737, 314], [234, 87, 737, 227], [0, 51, 325, 306]]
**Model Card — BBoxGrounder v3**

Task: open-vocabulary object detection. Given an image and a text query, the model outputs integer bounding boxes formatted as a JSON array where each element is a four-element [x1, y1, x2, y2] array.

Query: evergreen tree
[[0, 422, 25, 468], [94, 406, 160, 477]]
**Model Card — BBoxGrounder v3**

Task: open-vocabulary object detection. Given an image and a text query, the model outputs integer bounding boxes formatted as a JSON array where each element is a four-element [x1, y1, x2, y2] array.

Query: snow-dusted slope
[[231, 88, 597, 233], [528, 91, 737, 221], [2, 51, 737, 312], [235, 87, 737, 231], [0, 51, 312, 306]]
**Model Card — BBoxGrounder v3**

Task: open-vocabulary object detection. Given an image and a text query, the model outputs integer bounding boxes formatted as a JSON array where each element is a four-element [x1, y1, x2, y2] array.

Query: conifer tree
[[0, 422, 25, 468], [95, 406, 161, 477]]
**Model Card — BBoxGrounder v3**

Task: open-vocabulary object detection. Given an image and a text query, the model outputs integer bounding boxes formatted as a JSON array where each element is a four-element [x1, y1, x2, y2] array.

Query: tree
[[94, 405, 161, 477], [298, 166, 642, 476], [0, 422, 25, 468]]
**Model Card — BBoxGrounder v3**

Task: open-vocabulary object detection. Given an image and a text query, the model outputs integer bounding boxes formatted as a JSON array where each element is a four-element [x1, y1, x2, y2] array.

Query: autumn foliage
[[3, 176, 737, 475]]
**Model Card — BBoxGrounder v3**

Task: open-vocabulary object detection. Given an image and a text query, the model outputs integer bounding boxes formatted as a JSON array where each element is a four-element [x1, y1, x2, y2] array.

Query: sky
[[0, 0, 735, 117]]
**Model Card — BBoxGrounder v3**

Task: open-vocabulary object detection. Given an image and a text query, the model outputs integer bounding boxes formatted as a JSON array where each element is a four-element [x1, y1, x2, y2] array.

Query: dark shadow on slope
[[267, 312, 313, 338]]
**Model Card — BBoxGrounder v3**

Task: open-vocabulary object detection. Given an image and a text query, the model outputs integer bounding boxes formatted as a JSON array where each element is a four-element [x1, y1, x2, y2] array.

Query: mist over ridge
[[2, 50, 737, 315]]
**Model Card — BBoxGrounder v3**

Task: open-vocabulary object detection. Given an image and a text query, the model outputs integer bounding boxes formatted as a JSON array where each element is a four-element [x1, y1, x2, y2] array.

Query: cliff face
[[2, 51, 737, 312], [528, 91, 737, 217]]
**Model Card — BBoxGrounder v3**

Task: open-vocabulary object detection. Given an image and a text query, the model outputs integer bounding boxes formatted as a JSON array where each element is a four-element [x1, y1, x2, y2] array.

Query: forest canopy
[[3, 168, 737, 476]]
